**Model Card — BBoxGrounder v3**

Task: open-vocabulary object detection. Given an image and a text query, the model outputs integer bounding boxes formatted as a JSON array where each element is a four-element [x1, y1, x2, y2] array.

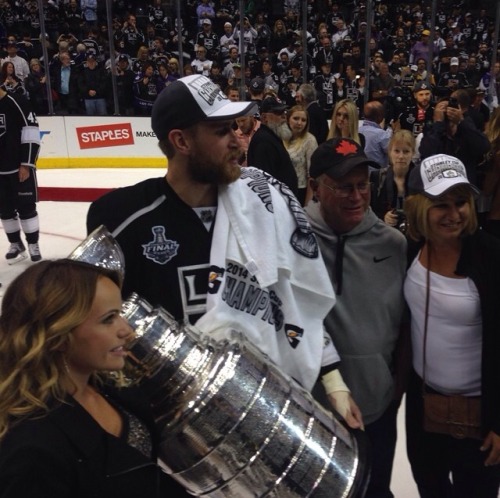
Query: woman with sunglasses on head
[[403, 154, 500, 498], [327, 98, 365, 149], [0, 259, 190, 498]]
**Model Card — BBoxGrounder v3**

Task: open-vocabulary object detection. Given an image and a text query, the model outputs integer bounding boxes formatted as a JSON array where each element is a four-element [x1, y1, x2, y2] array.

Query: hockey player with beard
[[87, 75, 363, 431]]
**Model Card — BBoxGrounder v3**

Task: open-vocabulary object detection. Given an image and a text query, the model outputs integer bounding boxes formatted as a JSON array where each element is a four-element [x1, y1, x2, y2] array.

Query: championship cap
[[408, 154, 479, 198], [151, 75, 256, 140], [450, 57, 459, 66], [310, 138, 380, 179], [250, 77, 265, 91], [202, 18, 212, 25], [413, 80, 431, 92]]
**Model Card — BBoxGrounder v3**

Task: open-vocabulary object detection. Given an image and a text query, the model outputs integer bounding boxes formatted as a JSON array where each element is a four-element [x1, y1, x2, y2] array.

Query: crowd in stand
[[0, 0, 498, 119]]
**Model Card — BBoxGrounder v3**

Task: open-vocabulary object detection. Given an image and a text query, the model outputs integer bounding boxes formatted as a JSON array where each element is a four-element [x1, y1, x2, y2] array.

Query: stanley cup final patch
[[142, 226, 179, 265]]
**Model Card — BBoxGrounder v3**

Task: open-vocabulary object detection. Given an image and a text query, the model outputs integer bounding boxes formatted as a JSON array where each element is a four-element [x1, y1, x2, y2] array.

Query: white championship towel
[[195, 167, 338, 391]]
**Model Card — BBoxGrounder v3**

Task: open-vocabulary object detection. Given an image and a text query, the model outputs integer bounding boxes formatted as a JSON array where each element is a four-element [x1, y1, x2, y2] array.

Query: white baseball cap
[[408, 154, 479, 198]]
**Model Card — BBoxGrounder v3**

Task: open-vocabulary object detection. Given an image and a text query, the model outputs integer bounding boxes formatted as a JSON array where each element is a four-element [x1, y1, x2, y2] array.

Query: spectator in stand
[[191, 46, 213, 77], [270, 19, 289, 54], [225, 84, 241, 102], [409, 29, 432, 66], [78, 53, 107, 116], [131, 46, 153, 76], [327, 98, 365, 148], [208, 62, 228, 90], [296, 83, 329, 145], [336, 63, 366, 115], [248, 76, 265, 111], [2, 41, 29, 82], [313, 60, 336, 114], [81, 0, 98, 28], [420, 95, 490, 188], [167, 58, 180, 79], [469, 88, 490, 131], [436, 57, 469, 98], [133, 61, 158, 116], [222, 46, 239, 80], [156, 61, 175, 94], [215, 0, 237, 28], [360, 100, 392, 167], [233, 17, 258, 55], [219, 23, 236, 65], [452, 88, 486, 132], [64, 0, 84, 40], [50, 51, 80, 115], [413, 58, 435, 86], [25, 58, 49, 115], [114, 54, 135, 116], [371, 61, 396, 109], [121, 14, 145, 57], [0, 62, 27, 97], [235, 113, 260, 166], [196, 0, 215, 28], [284, 105, 318, 205], [195, 19, 219, 62]]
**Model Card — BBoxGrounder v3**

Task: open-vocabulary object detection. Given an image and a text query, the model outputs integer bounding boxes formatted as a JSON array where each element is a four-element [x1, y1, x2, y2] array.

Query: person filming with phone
[[419, 93, 490, 187]]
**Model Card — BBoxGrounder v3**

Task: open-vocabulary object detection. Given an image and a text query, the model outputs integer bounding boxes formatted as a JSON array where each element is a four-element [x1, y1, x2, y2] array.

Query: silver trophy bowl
[[70, 228, 369, 497], [123, 302, 369, 498]]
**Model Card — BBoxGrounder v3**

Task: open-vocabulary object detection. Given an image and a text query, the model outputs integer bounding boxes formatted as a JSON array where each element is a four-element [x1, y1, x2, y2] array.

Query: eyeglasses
[[318, 181, 372, 198]]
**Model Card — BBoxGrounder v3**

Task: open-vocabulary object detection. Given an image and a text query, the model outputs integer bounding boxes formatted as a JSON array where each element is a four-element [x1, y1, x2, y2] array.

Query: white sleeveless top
[[404, 256, 482, 395]]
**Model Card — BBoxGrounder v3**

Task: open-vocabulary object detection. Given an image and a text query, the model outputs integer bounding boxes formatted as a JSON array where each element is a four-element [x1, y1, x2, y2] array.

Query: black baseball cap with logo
[[151, 75, 256, 140]]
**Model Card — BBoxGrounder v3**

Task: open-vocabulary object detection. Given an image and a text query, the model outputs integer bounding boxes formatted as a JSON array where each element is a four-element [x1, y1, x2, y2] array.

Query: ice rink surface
[[0, 167, 429, 498]]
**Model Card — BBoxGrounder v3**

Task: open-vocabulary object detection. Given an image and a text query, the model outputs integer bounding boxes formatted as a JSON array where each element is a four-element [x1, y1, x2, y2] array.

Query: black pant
[[406, 370, 500, 498]]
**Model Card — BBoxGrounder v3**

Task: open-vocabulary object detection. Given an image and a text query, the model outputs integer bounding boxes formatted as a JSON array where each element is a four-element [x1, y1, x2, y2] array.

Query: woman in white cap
[[403, 154, 500, 497]]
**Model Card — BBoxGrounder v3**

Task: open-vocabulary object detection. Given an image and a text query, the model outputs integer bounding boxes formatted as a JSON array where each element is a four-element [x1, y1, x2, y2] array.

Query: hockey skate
[[28, 243, 42, 262], [6, 242, 27, 265]]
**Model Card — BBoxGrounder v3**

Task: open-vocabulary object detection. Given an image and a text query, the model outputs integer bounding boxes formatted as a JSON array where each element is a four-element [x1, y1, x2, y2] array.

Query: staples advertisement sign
[[76, 122, 134, 149]]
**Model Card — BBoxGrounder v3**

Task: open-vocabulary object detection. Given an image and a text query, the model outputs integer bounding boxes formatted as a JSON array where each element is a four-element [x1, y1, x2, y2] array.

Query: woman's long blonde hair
[[0, 260, 121, 440], [327, 99, 362, 145]]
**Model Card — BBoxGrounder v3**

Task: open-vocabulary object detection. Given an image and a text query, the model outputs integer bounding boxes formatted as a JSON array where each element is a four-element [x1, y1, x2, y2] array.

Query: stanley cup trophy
[[69, 227, 369, 498]]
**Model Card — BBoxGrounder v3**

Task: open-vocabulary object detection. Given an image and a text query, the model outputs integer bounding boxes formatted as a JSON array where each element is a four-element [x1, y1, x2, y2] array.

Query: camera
[[392, 208, 408, 234], [448, 97, 459, 109]]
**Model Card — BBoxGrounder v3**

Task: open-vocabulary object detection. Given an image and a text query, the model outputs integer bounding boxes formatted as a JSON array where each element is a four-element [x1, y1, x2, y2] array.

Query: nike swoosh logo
[[373, 256, 392, 263]]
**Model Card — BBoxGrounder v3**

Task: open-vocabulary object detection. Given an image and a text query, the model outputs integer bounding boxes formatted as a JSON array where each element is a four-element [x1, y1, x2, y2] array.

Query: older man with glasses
[[306, 137, 408, 498]]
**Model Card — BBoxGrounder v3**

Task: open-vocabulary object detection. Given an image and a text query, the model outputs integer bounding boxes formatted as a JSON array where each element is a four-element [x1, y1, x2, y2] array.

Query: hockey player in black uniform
[[88, 74, 364, 431], [0, 85, 41, 263]]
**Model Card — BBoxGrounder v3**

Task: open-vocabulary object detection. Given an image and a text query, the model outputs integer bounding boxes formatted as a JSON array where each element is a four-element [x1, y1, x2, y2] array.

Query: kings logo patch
[[142, 226, 179, 265], [285, 324, 304, 349]]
